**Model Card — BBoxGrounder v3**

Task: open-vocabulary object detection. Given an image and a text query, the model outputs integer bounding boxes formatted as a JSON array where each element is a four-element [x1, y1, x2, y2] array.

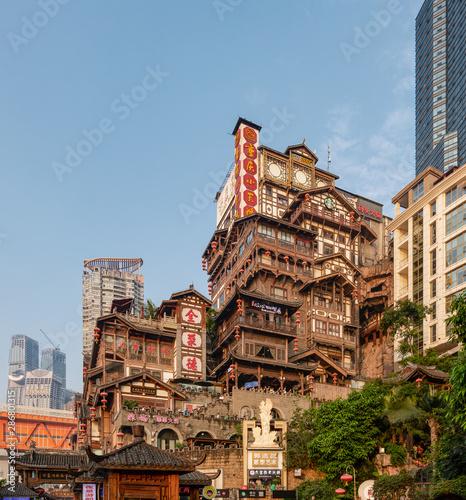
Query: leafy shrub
[[384, 443, 407, 467]]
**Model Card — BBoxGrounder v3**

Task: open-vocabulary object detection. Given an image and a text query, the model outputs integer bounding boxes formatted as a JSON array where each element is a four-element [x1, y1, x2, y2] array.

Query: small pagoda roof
[[387, 363, 449, 385], [86, 438, 195, 472], [179, 470, 213, 486]]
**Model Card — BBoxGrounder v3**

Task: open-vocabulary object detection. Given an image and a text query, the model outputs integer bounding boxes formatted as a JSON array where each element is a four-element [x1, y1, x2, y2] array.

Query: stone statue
[[251, 399, 278, 447]]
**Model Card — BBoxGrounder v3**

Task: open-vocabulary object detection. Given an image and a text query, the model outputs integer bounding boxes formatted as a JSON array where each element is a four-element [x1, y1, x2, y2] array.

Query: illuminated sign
[[131, 385, 157, 395], [338, 189, 383, 222], [248, 469, 281, 478], [250, 300, 282, 315]]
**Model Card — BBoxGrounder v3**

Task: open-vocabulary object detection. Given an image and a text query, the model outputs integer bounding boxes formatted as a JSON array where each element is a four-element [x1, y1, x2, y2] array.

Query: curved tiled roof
[[90, 438, 195, 471], [16, 450, 88, 469]]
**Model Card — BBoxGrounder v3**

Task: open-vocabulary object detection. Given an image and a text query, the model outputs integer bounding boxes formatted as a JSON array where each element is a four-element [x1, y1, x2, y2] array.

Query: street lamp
[[340, 466, 356, 500]]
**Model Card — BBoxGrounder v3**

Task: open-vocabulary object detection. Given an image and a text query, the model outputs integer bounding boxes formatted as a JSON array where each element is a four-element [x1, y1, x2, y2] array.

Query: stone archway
[[156, 428, 182, 450]]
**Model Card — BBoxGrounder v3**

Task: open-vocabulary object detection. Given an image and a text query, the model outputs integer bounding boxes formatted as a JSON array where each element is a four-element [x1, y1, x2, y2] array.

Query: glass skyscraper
[[41, 348, 66, 388], [416, 0, 466, 175]]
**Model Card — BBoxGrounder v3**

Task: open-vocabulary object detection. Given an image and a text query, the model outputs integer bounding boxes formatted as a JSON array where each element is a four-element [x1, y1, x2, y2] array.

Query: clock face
[[324, 196, 335, 210]]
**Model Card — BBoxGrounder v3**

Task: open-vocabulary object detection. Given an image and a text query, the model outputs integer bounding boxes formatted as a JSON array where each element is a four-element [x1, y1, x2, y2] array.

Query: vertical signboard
[[233, 119, 261, 218], [83, 484, 96, 500], [180, 304, 203, 378]]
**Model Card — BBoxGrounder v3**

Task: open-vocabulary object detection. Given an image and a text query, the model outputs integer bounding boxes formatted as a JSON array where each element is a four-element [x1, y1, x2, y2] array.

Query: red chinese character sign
[[182, 331, 201, 347], [182, 307, 202, 324], [182, 356, 201, 372], [83, 484, 96, 500]]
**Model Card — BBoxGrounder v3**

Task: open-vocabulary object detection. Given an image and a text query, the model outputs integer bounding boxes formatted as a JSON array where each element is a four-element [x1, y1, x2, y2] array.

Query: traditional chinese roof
[[232, 117, 262, 135], [16, 449, 88, 469], [86, 438, 195, 472], [179, 470, 212, 486], [387, 363, 449, 385], [170, 285, 211, 305], [313, 252, 361, 273], [299, 271, 356, 295], [0, 482, 40, 498], [283, 186, 359, 218], [288, 348, 348, 378], [94, 371, 187, 401]]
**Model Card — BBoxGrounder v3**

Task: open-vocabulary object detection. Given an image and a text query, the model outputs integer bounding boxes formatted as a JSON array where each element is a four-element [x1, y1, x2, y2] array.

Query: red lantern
[[202, 259, 207, 271], [302, 261, 308, 267], [235, 325, 240, 340], [212, 241, 218, 253], [284, 256, 289, 262], [232, 277, 237, 283], [296, 311, 301, 324], [305, 193, 310, 205], [293, 338, 299, 353], [239, 268, 244, 274], [229, 364, 236, 380], [101, 392, 108, 410], [350, 211, 355, 223], [341, 474, 353, 484], [227, 285, 231, 291], [117, 432, 124, 446], [335, 488, 346, 496], [333, 373, 338, 385], [265, 250, 271, 256], [90, 407, 96, 422], [94, 328, 100, 343], [246, 259, 252, 265], [416, 377, 423, 389], [352, 289, 358, 300]]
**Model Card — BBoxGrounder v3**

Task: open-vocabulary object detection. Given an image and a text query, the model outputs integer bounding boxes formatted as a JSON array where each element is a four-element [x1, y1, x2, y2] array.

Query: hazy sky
[[0, 0, 423, 399]]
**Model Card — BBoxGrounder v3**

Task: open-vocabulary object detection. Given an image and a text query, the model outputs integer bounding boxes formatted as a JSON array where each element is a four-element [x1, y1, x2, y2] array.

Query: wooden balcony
[[290, 202, 361, 232]]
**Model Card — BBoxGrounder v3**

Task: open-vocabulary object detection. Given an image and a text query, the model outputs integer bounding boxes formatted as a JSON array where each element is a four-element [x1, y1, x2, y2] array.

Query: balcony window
[[278, 231, 292, 242], [413, 180, 424, 203], [315, 320, 327, 335], [278, 195, 288, 206], [324, 244, 334, 255], [324, 230, 334, 240], [329, 323, 340, 337], [271, 286, 287, 300], [259, 225, 273, 237]]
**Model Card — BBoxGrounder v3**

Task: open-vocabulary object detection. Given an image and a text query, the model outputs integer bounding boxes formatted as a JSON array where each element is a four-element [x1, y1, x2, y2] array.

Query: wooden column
[[258, 365, 261, 389], [300, 373, 304, 395], [280, 370, 284, 393]]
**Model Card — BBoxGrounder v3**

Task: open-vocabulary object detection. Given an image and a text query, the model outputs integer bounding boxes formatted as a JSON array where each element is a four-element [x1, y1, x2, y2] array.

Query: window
[[259, 225, 273, 237], [446, 201, 466, 235], [431, 201, 437, 217], [278, 230, 292, 242], [314, 293, 328, 307], [413, 180, 424, 202], [431, 250, 437, 275], [431, 302, 437, 320], [270, 286, 287, 299], [446, 183, 465, 207], [297, 238, 311, 249], [315, 320, 326, 335], [328, 323, 340, 337], [324, 230, 334, 240], [324, 244, 333, 255], [446, 294, 457, 314], [446, 232, 466, 267], [338, 234, 346, 243], [246, 232, 252, 246], [431, 324, 437, 343], [445, 263, 466, 290], [430, 222, 437, 244], [239, 243, 245, 256], [266, 186, 272, 196], [431, 280, 437, 298], [277, 195, 288, 206]]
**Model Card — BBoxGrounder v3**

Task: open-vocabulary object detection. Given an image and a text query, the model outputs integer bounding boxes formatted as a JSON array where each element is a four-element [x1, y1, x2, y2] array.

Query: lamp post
[[340, 466, 357, 500]]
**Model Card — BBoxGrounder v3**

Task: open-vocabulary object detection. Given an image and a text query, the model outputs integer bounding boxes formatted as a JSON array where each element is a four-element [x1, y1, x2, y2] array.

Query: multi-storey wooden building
[[203, 118, 383, 392]]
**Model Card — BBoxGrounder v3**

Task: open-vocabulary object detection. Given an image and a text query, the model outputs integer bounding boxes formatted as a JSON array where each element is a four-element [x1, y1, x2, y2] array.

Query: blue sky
[[0, 0, 423, 399]]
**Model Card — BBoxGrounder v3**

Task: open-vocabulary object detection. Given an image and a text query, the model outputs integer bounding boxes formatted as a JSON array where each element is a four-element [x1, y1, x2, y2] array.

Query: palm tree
[[144, 299, 158, 319]]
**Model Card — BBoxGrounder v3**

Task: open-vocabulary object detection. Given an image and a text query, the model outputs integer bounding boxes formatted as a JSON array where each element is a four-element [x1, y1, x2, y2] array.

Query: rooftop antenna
[[40, 329, 60, 350], [327, 143, 331, 172]]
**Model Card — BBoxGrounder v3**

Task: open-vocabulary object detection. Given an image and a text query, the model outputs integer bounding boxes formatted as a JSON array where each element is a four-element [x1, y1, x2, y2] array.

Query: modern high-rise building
[[388, 164, 466, 364], [8, 335, 39, 375], [415, 0, 466, 175], [82, 258, 144, 353], [41, 348, 66, 388], [7, 335, 39, 405]]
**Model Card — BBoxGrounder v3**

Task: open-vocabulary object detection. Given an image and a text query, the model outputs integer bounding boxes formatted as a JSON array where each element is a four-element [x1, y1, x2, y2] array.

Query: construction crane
[[40, 329, 60, 350]]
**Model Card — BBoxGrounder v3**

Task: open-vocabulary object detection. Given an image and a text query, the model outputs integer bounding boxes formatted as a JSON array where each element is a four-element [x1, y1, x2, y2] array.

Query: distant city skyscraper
[[41, 348, 66, 388], [82, 258, 144, 353], [415, 0, 466, 175], [7, 334, 39, 405]]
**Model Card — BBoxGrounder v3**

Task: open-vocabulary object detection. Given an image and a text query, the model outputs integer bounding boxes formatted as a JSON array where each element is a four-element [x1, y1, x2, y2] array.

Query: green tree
[[372, 471, 415, 500], [143, 299, 158, 319], [446, 291, 466, 344], [296, 479, 336, 500], [286, 381, 389, 479], [380, 299, 432, 357], [206, 308, 217, 340]]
